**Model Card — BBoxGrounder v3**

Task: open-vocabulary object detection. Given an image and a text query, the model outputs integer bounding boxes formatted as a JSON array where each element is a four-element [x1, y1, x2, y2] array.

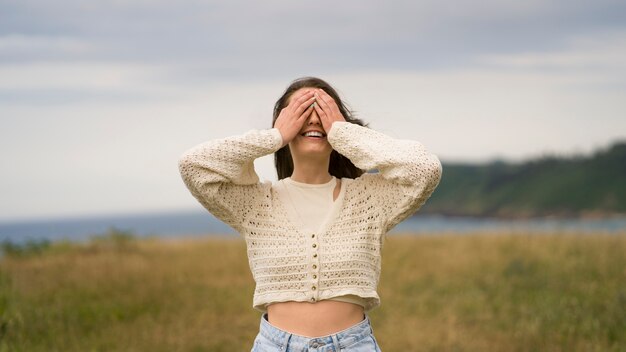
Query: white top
[[276, 176, 337, 233], [178, 121, 443, 312]]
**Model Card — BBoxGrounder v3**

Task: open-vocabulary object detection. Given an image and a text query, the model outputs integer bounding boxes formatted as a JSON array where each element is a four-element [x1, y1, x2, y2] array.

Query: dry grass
[[1, 232, 625, 351]]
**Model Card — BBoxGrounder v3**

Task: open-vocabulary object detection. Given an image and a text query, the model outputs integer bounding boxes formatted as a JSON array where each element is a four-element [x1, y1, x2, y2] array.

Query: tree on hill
[[420, 140, 626, 218]]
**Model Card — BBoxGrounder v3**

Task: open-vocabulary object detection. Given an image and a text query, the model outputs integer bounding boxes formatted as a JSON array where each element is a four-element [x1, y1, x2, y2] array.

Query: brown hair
[[271, 77, 369, 180]]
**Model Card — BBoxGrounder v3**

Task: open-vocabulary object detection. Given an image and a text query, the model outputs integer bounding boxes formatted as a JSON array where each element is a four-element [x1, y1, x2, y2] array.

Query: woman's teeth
[[302, 131, 325, 138]]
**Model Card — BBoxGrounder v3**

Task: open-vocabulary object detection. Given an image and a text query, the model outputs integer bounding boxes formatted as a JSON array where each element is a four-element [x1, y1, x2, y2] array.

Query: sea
[[1, 210, 625, 244]]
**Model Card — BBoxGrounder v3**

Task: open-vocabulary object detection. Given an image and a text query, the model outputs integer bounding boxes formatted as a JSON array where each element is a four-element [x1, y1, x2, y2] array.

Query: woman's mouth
[[300, 131, 326, 140]]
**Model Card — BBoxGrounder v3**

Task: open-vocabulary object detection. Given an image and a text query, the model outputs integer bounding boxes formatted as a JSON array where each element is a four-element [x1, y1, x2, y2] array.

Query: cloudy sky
[[1, 0, 625, 221]]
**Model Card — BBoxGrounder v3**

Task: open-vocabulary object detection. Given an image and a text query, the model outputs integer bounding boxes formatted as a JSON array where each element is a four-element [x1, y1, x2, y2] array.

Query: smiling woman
[[178, 76, 442, 351], [271, 77, 370, 182]]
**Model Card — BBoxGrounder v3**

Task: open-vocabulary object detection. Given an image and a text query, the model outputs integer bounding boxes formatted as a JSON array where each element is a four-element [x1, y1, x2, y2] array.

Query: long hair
[[271, 77, 368, 180]]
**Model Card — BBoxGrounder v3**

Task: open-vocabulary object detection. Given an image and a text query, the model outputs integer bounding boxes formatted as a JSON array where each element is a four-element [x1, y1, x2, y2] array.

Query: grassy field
[[1, 231, 625, 351]]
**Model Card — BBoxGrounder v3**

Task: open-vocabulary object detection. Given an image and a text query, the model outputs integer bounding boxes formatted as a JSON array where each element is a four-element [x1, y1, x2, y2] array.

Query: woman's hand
[[313, 88, 346, 134], [274, 90, 316, 147]]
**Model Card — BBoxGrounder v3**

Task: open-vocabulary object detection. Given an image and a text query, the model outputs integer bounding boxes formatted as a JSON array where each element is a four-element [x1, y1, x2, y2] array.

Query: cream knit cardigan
[[178, 121, 442, 312]]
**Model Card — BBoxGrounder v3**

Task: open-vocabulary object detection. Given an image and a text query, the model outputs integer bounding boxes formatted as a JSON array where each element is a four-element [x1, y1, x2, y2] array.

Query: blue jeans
[[251, 313, 382, 351]]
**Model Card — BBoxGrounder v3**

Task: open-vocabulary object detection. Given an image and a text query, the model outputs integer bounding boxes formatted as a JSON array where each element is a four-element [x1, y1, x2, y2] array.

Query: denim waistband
[[258, 313, 373, 350]]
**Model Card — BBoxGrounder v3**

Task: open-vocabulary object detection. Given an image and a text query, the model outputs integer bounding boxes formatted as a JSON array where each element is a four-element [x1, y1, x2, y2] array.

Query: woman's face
[[286, 87, 334, 159]]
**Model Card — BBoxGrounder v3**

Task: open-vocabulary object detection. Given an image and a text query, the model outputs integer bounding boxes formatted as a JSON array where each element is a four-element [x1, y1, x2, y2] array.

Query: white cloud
[[0, 34, 92, 54], [0, 61, 166, 90], [478, 30, 626, 71]]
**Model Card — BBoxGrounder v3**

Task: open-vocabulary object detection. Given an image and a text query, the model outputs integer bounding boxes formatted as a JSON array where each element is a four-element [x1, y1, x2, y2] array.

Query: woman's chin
[[298, 135, 328, 143], [291, 144, 332, 157], [303, 147, 331, 156]]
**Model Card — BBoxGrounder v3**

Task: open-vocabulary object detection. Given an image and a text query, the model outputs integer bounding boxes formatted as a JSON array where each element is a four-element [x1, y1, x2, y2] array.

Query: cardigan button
[[312, 244, 317, 248]]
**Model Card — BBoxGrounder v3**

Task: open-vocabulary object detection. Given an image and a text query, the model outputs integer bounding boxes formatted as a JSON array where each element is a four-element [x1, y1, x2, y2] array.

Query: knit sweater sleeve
[[326, 121, 442, 233], [178, 128, 283, 232]]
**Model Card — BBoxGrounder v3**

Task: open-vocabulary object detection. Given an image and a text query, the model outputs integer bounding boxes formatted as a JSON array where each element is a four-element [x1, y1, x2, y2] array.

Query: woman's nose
[[308, 110, 321, 124]]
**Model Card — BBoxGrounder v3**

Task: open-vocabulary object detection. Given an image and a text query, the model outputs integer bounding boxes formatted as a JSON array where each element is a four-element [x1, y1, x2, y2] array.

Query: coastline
[[417, 210, 626, 221]]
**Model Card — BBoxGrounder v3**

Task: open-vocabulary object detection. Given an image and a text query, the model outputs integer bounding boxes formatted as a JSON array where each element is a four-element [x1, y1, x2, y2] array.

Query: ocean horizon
[[1, 209, 625, 244]]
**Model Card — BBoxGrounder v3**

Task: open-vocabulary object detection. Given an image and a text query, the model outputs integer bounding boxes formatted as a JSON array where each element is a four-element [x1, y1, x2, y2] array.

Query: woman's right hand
[[274, 90, 316, 148]]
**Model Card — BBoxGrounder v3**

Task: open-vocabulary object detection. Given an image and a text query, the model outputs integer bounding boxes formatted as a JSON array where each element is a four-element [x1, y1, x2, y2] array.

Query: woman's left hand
[[313, 88, 346, 133]]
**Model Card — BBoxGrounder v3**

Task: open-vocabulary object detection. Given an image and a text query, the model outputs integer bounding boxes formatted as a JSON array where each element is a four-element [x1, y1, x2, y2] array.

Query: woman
[[178, 77, 442, 351]]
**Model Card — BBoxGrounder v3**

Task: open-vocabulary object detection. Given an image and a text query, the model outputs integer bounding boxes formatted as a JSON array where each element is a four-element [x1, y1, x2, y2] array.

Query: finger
[[299, 102, 315, 120], [316, 89, 339, 111], [293, 95, 316, 116], [287, 92, 312, 116], [315, 88, 331, 102], [290, 104, 313, 136], [289, 90, 315, 110], [313, 100, 328, 120], [317, 89, 345, 120], [314, 90, 333, 116]]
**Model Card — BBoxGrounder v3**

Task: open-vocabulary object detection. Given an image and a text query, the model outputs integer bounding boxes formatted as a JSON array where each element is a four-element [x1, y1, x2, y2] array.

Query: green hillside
[[421, 140, 626, 218]]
